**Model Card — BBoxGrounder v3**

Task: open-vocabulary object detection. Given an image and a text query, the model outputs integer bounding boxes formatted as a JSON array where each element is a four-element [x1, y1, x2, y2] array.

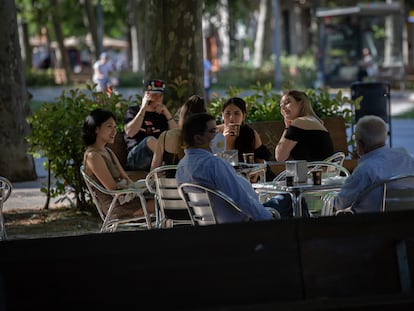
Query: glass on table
[[242, 152, 255, 164], [312, 169, 323, 185], [228, 123, 240, 136], [285, 175, 294, 186], [223, 149, 239, 166]]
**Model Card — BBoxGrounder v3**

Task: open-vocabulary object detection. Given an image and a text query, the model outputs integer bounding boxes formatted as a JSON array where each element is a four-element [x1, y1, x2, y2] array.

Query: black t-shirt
[[123, 106, 169, 152], [285, 125, 334, 161]]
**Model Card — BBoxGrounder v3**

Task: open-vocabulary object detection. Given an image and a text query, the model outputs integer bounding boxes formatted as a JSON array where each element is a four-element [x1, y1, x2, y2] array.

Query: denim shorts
[[126, 137, 153, 171]]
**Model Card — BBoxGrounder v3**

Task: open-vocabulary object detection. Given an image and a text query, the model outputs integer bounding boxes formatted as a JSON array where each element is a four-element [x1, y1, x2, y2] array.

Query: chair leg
[[0, 203, 6, 241], [0, 218, 7, 241]]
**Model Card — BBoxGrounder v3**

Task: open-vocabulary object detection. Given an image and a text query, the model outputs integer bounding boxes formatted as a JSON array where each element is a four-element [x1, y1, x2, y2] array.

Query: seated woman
[[150, 95, 206, 170], [267, 90, 334, 219], [275, 90, 334, 161], [218, 97, 271, 162], [83, 108, 154, 220], [217, 97, 273, 180]]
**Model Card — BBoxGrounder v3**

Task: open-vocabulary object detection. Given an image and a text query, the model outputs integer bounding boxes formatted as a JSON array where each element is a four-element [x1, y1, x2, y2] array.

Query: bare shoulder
[[291, 116, 327, 131], [85, 149, 99, 160]]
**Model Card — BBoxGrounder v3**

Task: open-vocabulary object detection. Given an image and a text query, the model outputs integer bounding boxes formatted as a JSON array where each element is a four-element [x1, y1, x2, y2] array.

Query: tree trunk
[[129, 0, 145, 72], [263, 0, 273, 61], [81, 0, 99, 59], [50, 0, 72, 84], [145, 0, 204, 110], [253, 0, 267, 68], [218, 0, 230, 67], [0, 0, 36, 182], [19, 20, 32, 70]]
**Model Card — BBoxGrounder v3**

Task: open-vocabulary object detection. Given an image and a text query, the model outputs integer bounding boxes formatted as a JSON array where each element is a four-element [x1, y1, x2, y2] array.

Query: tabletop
[[252, 176, 348, 217]]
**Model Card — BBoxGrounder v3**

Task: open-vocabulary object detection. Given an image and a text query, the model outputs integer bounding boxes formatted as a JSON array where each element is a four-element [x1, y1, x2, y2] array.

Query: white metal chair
[[0, 176, 12, 241], [80, 166, 152, 232], [178, 182, 253, 225], [337, 174, 414, 215], [145, 165, 192, 228], [323, 151, 346, 166]]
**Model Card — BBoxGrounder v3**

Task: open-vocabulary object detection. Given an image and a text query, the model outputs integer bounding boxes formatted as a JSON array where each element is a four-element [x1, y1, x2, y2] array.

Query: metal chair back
[[80, 166, 152, 232], [0, 176, 12, 240], [145, 165, 191, 228], [178, 182, 251, 225]]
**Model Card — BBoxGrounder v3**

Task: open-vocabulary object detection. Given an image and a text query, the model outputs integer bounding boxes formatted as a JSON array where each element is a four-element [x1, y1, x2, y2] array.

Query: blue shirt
[[176, 148, 272, 222], [335, 146, 414, 213]]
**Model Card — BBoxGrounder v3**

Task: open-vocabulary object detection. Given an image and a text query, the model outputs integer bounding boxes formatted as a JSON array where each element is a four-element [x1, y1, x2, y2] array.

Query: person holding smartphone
[[124, 79, 177, 171]]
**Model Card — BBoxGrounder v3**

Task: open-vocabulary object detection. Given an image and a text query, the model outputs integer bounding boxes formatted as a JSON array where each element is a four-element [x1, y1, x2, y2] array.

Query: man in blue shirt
[[176, 113, 282, 222], [335, 115, 414, 213]]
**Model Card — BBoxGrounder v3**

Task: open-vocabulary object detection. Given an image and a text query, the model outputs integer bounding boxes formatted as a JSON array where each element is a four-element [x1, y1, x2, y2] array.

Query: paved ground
[[4, 86, 414, 212]]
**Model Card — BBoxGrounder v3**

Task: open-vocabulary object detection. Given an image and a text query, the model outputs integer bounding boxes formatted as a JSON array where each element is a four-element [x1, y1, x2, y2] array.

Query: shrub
[[26, 84, 135, 210]]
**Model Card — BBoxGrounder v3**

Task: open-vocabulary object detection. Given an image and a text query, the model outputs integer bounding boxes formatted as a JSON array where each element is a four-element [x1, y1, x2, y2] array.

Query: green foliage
[[165, 76, 191, 113], [280, 51, 317, 88], [25, 69, 56, 86], [214, 64, 275, 89], [26, 84, 134, 210], [394, 107, 414, 119], [307, 88, 362, 148], [213, 52, 317, 90], [209, 82, 282, 123], [117, 71, 144, 87]]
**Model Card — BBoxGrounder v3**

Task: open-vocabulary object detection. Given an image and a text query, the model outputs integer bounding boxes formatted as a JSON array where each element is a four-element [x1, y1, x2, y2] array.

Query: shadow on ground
[[4, 207, 101, 240]]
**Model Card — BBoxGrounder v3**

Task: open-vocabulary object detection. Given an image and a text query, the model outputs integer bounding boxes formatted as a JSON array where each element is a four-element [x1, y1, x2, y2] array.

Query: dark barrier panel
[[0, 220, 302, 310], [2, 212, 414, 310]]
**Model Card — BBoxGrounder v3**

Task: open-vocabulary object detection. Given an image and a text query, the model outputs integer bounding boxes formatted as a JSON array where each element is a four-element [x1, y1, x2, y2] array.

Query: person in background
[[83, 108, 155, 218], [275, 90, 334, 162], [92, 52, 113, 92], [176, 113, 280, 222], [150, 95, 206, 170], [204, 59, 212, 104], [124, 79, 177, 171], [335, 115, 414, 213], [357, 47, 377, 82]]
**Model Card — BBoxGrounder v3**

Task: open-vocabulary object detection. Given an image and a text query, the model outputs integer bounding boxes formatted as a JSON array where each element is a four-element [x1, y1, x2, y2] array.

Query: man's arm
[[155, 104, 177, 129], [124, 96, 152, 138], [334, 168, 370, 210], [212, 161, 272, 220]]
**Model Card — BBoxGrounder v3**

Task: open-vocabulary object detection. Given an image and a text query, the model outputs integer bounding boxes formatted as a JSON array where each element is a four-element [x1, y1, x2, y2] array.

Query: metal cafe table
[[234, 163, 267, 182], [252, 176, 347, 217]]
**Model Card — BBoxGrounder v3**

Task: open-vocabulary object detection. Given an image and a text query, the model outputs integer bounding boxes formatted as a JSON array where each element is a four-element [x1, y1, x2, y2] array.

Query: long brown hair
[[178, 95, 206, 128], [283, 90, 322, 123]]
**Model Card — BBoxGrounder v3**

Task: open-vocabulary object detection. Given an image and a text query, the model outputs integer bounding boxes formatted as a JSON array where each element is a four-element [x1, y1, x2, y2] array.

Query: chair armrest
[[335, 208, 354, 216], [265, 207, 281, 220]]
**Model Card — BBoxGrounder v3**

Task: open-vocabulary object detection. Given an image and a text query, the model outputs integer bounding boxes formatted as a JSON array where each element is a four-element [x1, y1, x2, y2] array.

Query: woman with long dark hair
[[217, 97, 271, 164], [83, 108, 154, 219]]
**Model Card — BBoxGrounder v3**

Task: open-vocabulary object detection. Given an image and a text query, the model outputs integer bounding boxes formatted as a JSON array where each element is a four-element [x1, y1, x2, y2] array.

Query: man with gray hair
[[335, 115, 414, 213]]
